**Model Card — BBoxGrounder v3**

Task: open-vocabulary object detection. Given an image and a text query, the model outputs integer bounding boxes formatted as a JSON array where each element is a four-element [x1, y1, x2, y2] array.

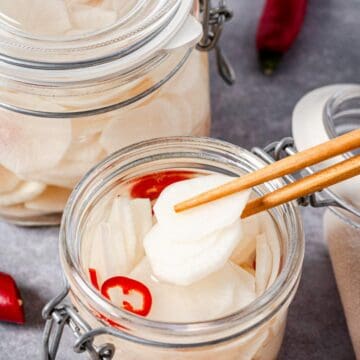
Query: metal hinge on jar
[[198, 0, 235, 85], [42, 286, 115, 360], [252, 137, 360, 215]]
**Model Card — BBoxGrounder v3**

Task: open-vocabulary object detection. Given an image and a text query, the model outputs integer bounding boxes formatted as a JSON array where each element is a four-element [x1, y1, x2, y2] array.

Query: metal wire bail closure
[[252, 137, 360, 216], [42, 285, 115, 360], [198, 0, 235, 85]]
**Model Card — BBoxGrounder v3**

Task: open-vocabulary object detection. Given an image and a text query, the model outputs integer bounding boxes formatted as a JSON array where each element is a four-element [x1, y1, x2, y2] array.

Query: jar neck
[[0, 47, 192, 117], [60, 137, 304, 347], [323, 88, 360, 156], [322, 88, 360, 221]]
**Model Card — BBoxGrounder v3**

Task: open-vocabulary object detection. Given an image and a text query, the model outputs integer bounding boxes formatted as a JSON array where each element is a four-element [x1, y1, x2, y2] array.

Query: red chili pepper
[[101, 276, 152, 317], [256, 0, 307, 74], [130, 171, 194, 201], [0, 272, 25, 324], [89, 268, 100, 290]]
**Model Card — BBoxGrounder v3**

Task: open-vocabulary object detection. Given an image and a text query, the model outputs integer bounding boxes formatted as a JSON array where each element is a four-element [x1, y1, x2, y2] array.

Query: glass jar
[[43, 137, 304, 360], [0, 0, 234, 226], [292, 85, 360, 358], [323, 89, 360, 359]]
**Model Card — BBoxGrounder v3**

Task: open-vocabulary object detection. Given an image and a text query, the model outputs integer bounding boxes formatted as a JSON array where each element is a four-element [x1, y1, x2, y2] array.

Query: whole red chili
[[130, 171, 194, 200], [256, 0, 307, 74], [101, 276, 152, 317], [0, 272, 25, 324]]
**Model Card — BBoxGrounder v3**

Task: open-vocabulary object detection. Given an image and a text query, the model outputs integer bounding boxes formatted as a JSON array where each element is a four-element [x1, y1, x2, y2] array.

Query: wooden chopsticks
[[174, 129, 360, 218]]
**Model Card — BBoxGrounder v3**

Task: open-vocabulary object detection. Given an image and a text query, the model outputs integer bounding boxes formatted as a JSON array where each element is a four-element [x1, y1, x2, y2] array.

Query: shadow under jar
[[45, 137, 305, 360], [0, 0, 212, 225]]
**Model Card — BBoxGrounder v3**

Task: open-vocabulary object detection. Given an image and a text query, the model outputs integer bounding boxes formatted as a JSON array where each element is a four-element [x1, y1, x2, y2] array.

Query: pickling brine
[[49, 138, 304, 360], [77, 172, 285, 359]]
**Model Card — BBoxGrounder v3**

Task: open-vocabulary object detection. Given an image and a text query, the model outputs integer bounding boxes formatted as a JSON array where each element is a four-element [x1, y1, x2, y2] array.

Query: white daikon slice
[[0, 114, 71, 175], [25, 186, 71, 213], [0, 204, 49, 219], [153, 174, 251, 242], [0, 166, 20, 194], [109, 197, 139, 268], [255, 233, 272, 296], [130, 259, 256, 322], [99, 98, 192, 154], [0, 0, 72, 36], [144, 219, 243, 286], [32, 160, 94, 189], [231, 215, 260, 266], [89, 222, 129, 287], [66, 0, 117, 30], [64, 137, 105, 164], [261, 212, 281, 288], [0, 181, 46, 207], [130, 198, 153, 244]]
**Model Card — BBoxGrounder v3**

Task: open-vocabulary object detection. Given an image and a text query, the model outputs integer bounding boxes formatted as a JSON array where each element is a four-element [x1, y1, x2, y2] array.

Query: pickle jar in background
[[292, 85, 360, 358], [0, 0, 227, 225]]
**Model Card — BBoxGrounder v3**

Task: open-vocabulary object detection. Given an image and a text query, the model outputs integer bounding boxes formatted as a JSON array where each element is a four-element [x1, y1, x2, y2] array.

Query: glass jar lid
[[0, 0, 194, 66], [292, 84, 360, 218]]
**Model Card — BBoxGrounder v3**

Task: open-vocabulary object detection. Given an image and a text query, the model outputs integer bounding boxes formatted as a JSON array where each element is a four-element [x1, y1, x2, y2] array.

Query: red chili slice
[[89, 268, 100, 290], [101, 276, 152, 317], [0, 272, 25, 325], [130, 171, 194, 201]]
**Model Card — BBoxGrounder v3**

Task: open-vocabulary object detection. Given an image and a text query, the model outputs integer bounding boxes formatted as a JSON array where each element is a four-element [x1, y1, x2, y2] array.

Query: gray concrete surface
[[0, 0, 358, 358]]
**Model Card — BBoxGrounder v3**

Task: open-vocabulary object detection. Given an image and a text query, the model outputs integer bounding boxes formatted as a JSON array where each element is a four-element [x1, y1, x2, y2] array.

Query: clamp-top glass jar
[[0, 0, 233, 225], [43, 137, 304, 360], [292, 85, 360, 358]]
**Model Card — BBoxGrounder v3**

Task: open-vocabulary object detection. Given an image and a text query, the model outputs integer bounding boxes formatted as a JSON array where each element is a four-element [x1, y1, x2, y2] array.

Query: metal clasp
[[198, 0, 235, 85], [252, 137, 352, 211], [42, 285, 115, 360]]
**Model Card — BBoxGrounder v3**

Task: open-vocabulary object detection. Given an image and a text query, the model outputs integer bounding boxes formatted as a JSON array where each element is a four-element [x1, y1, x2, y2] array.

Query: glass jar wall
[[321, 88, 360, 358], [54, 137, 304, 360], [0, 0, 211, 225]]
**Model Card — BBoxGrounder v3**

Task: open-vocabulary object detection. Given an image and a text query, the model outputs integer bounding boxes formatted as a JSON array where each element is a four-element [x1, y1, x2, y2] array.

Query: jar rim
[[0, 0, 188, 68], [60, 137, 304, 346], [322, 88, 360, 219]]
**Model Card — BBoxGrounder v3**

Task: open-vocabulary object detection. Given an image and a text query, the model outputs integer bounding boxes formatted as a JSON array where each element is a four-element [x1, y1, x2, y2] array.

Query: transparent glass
[[60, 137, 304, 359], [322, 89, 360, 357], [0, 2, 211, 225]]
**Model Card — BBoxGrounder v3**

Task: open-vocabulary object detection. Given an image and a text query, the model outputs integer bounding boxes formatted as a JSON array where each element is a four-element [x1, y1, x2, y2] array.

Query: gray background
[[0, 0, 359, 358]]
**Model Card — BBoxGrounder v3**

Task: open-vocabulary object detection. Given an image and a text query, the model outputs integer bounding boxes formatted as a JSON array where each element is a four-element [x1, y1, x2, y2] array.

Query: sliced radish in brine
[[144, 219, 243, 286], [89, 197, 152, 287], [260, 212, 281, 288], [255, 233, 272, 295], [0, 0, 71, 36], [89, 222, 129, 287], [130, 259, 255, 322], [231, 215, 261, 266], [25, 186, 71, 213], [153, 174, 251, 242], [64, 137, 105, 164], [0, 181, 46, 207], [0, 114, 71, 175], [0, 166, 20, 194], [99, 97, 192, 154], [31, 160, 94, 189], [0, 205, 48, 219], [66, 0, 117, 30], [109, 197, 140, 267], [130, 198, 153, 243]]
